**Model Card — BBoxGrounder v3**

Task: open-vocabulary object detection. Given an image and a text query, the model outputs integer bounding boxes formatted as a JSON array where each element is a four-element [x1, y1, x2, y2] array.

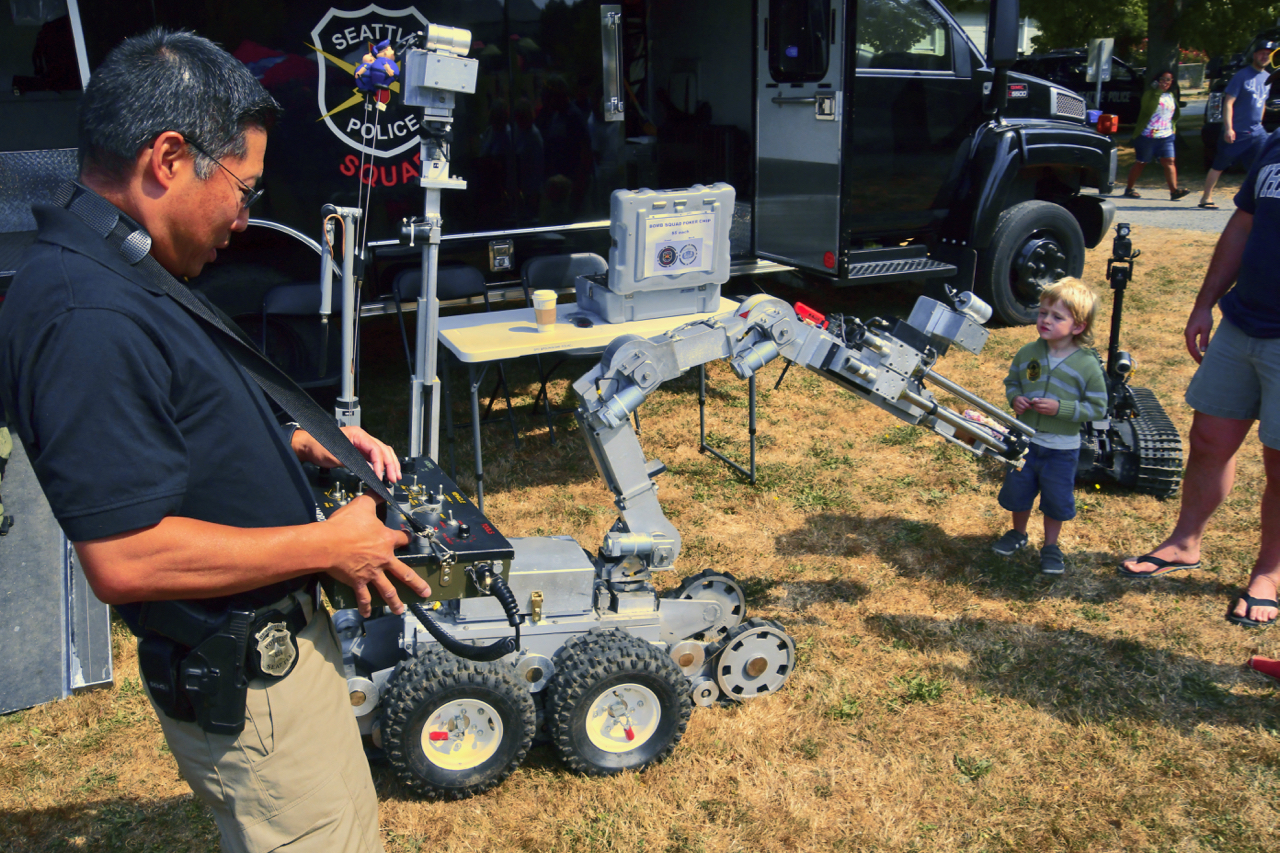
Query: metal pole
[[335, 207, 361, 427], [922, 369, 1033, 435], [409, 133, 449, 462], [901, 388, 1009, 454]]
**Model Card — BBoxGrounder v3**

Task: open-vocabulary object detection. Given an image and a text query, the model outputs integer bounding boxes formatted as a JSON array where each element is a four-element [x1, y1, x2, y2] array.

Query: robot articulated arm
[[573, 292, 1033, 575]]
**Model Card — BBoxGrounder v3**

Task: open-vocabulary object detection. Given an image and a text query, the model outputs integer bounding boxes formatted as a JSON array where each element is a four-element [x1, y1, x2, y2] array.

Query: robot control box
[[311, 456, 513, 609], [577, 183, 734, 323]]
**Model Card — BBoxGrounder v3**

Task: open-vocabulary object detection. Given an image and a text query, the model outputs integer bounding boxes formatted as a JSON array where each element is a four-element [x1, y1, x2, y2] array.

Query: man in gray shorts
[[1119, 130, 1280, 629]]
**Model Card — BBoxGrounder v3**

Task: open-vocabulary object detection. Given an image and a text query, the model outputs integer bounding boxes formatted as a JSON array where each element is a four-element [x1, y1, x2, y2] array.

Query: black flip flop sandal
[[1226, 593, 1280, 628]]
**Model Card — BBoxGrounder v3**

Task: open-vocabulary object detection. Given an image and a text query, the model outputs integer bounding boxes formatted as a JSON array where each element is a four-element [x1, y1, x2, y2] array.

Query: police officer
[[0, 29, 430, 852]]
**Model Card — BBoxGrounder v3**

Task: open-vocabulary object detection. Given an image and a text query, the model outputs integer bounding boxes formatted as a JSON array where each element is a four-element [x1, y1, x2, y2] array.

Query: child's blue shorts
[[998, 443, 1080, 522]]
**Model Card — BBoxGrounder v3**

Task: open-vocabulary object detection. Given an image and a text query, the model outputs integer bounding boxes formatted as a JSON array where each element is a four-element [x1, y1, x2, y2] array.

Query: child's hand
[[1030, 397, 1060, 416], [1012, 395, 1033, 414]]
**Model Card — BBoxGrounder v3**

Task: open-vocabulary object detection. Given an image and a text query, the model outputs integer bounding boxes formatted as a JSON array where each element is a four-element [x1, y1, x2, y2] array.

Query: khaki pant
[[145, 607, 383, 853], [0, 424, 11, 520]]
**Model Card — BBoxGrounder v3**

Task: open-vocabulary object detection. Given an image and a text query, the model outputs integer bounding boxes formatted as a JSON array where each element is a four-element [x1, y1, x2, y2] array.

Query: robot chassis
[[320, 289, 1032, 800]]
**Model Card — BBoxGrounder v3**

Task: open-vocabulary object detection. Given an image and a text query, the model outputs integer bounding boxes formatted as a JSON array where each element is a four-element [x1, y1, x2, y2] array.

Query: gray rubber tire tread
[[545, 628, 692, 776], [382, 647, 535, 800]]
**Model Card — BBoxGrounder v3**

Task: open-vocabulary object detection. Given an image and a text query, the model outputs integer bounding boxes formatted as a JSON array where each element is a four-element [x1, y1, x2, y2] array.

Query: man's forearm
[[75, 516, 341, 605]]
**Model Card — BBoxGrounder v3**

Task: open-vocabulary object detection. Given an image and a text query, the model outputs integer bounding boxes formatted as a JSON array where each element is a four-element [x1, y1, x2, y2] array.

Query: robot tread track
[[1127, 386, 1183, 499]]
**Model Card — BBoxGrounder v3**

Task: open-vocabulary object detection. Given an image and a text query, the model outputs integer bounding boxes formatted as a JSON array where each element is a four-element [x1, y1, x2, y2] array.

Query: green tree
[[959, 0, 1280, 81], [1020, 0, 1145, 57]]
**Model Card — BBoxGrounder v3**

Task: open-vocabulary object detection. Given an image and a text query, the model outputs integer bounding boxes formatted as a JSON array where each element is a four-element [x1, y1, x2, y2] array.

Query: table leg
[[747, 373, 757, 484], [442, 354, 456, 477], [698, 364, 758, 484], [468, 363, 486, 512]]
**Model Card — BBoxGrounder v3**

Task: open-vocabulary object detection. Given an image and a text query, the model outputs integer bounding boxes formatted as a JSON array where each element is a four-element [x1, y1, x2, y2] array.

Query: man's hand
[[323, 494, 428, 616], [1185, 306, 1215, 364], [1224, 126, 1236, 144], [1029, 398, 1060, 417], [1012, 395, 1033, 415], [292, 425, 402, 482]]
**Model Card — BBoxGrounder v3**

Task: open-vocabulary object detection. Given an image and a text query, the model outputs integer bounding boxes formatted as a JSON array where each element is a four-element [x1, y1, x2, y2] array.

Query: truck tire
[[978, 200, 1086, 325], [1201, 124, 1220, 171]]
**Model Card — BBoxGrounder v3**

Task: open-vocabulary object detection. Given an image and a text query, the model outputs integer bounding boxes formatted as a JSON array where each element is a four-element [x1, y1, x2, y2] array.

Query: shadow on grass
[[775, 512, 1241, 606], [0, 794, 218, 853], [863, 612, 1280, 731]]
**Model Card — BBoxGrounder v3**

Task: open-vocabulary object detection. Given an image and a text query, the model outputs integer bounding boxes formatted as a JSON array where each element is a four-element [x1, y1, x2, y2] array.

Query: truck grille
[[1050, 89, 1086, 121]]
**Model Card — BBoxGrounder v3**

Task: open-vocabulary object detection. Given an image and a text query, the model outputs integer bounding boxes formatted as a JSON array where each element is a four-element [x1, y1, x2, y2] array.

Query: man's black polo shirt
[[0, 199, 318, 614]]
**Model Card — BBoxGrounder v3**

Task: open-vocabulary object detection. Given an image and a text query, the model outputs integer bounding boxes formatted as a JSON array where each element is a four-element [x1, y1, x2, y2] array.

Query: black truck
[[1, 0, 1114, 338]]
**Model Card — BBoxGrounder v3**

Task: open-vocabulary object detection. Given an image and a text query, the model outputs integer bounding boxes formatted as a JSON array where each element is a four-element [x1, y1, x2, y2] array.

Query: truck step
[[839, 247, 956, 285]]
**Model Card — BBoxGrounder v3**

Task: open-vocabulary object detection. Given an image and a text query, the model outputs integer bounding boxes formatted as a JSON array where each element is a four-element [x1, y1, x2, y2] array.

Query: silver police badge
[[254, 622, 298, 678]]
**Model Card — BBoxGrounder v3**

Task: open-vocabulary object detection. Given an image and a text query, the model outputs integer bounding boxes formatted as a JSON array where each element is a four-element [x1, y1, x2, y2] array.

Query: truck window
[[855, 0, 952, 72], [768, 0, 830, 83]]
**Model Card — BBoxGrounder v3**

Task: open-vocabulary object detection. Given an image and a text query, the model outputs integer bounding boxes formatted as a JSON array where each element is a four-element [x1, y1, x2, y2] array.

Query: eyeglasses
[[184, 137, 264, 209]]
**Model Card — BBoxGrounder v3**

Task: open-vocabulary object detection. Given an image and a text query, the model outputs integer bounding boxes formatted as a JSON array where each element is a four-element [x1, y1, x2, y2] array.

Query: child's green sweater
[[1003, 339, 1108, 436]]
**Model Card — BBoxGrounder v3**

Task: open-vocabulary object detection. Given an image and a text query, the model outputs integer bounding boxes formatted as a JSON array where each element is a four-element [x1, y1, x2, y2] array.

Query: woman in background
[[1123, 71, 1191, 201]]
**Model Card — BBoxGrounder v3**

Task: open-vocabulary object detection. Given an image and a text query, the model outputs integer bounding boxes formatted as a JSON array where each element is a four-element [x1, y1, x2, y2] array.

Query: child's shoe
[[992, 530, 1029, 556], [1039, 544, 1066, 575]]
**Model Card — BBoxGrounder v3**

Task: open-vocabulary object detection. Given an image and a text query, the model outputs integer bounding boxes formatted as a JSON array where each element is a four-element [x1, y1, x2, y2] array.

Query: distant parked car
[[1201, 28, 1280, 170], [1012, 49, 1147, 124]]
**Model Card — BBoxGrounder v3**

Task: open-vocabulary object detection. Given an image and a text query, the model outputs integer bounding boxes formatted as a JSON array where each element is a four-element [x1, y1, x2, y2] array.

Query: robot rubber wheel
[[545, 628, 692, 776], [666, 569, 747, 642], [381, 648, 536, 799]]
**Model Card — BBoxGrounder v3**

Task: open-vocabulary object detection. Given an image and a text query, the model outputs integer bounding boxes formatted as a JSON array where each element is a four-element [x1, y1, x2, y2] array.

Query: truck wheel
[[546, 628, 692, 776], [382, 649, 535, 799], [978, 200, 1085, 325], [1201, 124, 1220, 171]]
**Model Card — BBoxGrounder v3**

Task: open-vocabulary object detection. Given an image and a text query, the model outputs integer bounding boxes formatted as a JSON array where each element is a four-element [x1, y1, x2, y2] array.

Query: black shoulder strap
[[58, 181, 426, 535]]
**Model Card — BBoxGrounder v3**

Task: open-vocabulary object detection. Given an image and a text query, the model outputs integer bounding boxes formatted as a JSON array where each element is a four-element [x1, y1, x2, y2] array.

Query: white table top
[[437, 297, 739, 363]]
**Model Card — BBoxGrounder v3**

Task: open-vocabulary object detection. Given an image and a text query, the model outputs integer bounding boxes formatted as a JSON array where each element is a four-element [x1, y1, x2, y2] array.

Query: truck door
[[756, 0, 844, 273], [845, 0, 981, 237]]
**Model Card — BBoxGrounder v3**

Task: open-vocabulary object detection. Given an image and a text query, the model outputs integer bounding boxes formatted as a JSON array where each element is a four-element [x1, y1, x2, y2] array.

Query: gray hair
[[79, 28, 280, 184]]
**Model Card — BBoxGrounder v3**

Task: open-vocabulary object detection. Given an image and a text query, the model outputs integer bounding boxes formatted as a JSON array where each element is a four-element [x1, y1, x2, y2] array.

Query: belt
[[136, 586, 317, 735], [137, 585, 315, 679]]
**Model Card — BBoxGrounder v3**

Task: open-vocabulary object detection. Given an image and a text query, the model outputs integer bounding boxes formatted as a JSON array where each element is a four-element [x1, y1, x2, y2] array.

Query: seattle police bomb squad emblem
[[310, 5, 428, 158]]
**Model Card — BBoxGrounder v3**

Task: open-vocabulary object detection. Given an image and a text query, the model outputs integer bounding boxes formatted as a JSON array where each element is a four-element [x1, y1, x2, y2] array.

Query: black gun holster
[[134, 596, 307, 737], [136, 604, 255, 736]]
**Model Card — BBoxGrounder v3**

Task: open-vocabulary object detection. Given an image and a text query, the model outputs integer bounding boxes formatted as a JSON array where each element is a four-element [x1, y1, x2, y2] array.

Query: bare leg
[[1160, 157, 1177, 193], [1230, 444, 1280, 625], [1122, 411, 1253, 574], [1043, 516, 1063, 547], [1012, 510, 1030, 535], [1201, 167, 1224, 205], [1125, 161, 1146, 191]]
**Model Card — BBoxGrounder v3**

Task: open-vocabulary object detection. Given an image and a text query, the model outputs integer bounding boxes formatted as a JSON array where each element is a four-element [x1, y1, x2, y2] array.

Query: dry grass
[[4, 226, 1280, 853]]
